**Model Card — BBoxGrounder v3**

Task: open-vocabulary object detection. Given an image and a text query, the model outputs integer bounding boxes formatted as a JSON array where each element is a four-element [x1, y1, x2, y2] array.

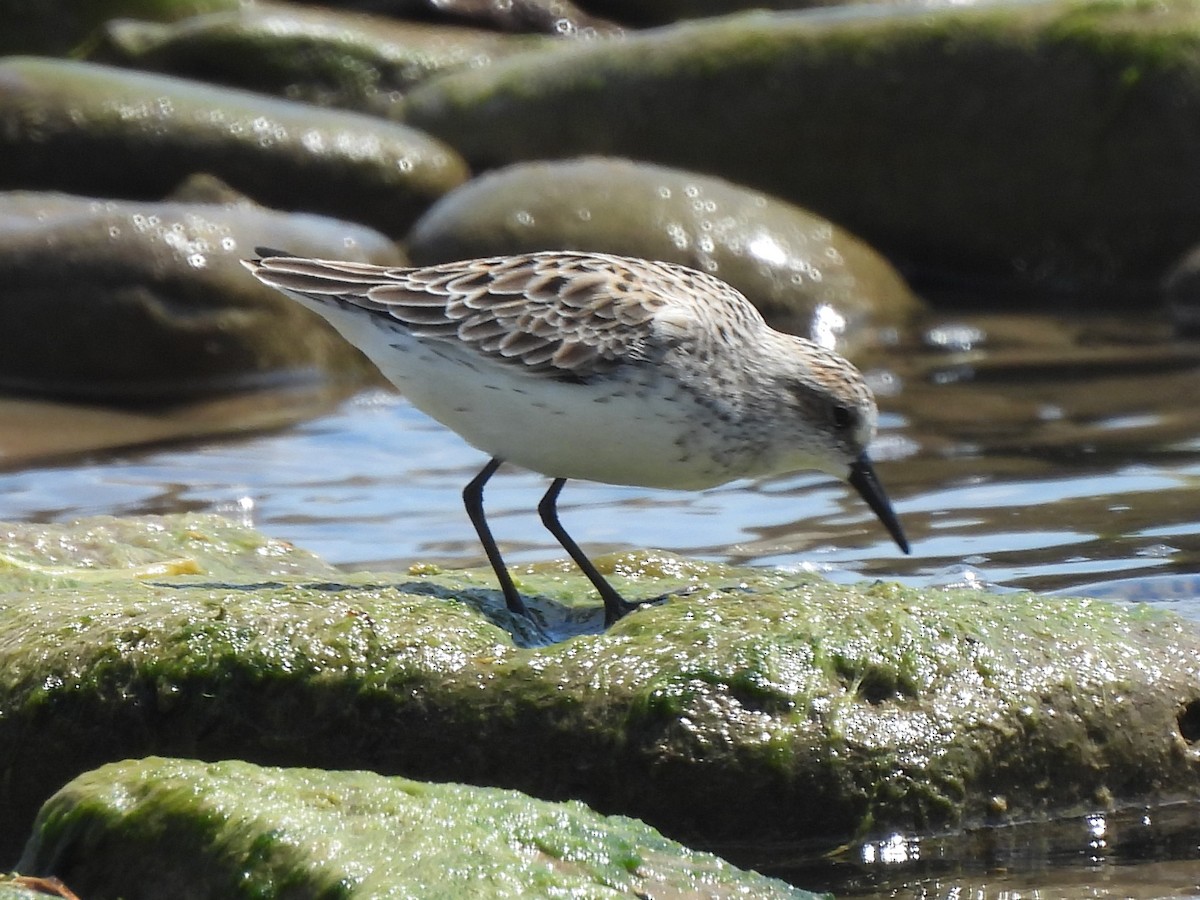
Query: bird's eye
[[831, 404, 856, 430]]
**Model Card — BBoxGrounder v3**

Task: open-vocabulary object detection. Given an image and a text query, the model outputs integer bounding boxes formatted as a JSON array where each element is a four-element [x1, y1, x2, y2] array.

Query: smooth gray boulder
[[93, 6, 548, 117], [0, 56, 468, 236], [0, 188, 401, 401], [408, 157, 923, 338]]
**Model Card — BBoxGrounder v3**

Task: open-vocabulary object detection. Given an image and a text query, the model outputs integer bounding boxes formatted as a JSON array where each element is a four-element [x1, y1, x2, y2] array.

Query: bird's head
[[772, 335, 910, 555]]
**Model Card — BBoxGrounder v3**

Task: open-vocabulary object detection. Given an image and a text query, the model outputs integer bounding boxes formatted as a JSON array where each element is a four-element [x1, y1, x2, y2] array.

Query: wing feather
[[245, 250, 761, 380]]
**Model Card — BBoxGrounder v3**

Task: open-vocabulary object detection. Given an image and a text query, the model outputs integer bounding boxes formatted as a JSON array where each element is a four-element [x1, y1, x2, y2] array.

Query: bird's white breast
[[295, 297, 740, 490]]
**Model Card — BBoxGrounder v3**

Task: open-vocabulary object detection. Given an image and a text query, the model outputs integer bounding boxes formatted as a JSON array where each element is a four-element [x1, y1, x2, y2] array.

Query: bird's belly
[[324, 313, 738, 490], [407, 356, 729, 490]]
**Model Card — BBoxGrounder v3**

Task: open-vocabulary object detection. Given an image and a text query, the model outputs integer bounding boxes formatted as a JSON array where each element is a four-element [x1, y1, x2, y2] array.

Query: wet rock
[[403, 0, 1200, 295], [412, 0, 623, 34], [93, 6, 548, 118], [408, 157, 923, 339], [18, 758, 812, 898], [305, 0, 622, 35], [0, 0, 236, 56], [574, 0, 875, 27], [0, 189, 402, 401], [0, 56, 468, 236], [0, 514, 1198, 866]]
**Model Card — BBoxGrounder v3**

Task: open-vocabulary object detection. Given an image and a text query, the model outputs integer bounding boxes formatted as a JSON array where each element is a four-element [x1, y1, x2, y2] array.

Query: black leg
[[463, 458, 527, 616], [538, 478, 634, 626]]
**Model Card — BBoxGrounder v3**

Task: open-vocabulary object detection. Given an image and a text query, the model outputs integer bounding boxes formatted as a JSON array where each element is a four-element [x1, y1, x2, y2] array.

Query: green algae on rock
[[402, 0, 1200, 294], [0, 514, 338, 589], [18, 757, 817, 899], [93, 6, 548, 118], [407, 156, 922, 340], [0, 515, 1198, 867], [0, 189, 401, 401], [0, 57, 468, 237]]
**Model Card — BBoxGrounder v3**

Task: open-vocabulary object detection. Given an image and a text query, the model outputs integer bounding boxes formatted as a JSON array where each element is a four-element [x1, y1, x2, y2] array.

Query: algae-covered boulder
[[0, 189, 400, 401], [403, 0, 1200, 293], [0, 514, 1198, 866], [0, 57, 468, 236], [18, 758, 815, 899], [408, 157, 922, 338], [93, 6, 547, 117]]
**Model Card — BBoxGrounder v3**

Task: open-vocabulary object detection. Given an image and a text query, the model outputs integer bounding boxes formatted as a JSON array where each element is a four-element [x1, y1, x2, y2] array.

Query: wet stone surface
[[0, 515, 1197, 874], [407, 156, 923, 339], [0, 188, 400, 401], [92, 7, 549, 117], [0, 56, 468, 237]]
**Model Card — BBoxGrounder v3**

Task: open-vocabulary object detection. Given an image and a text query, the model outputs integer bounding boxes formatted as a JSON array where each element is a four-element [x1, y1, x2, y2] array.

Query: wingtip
[[243, 246, 297, 273], [254, 246, 295, 259]]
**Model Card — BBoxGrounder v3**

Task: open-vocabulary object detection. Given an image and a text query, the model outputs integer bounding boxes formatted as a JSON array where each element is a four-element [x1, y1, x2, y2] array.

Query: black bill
[[848, 453, 910, 554]]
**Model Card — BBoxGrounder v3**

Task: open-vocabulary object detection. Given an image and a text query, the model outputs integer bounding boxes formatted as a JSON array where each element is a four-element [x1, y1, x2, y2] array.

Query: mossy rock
[[0, 56, 468, 237], [92, 6, 547, 116], [0, 514, 1198, 867], [17, 757, 817, 899], [403, 0, 1200, 294]]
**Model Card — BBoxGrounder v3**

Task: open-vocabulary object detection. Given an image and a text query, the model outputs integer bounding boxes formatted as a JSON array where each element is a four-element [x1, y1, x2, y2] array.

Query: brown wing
[[248, 250, 691, 379]]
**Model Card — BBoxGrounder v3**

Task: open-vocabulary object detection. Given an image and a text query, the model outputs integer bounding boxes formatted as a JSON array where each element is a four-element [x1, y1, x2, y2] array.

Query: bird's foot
[[603, 593, 668, 627]]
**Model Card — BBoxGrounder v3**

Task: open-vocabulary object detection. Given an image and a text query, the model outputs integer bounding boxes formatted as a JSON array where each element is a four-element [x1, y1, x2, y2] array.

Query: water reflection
[[774, 804, 1200, 899]]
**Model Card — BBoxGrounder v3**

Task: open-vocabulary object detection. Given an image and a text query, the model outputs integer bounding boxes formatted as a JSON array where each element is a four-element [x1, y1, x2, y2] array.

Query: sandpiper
[[244, 249, 909, 624]]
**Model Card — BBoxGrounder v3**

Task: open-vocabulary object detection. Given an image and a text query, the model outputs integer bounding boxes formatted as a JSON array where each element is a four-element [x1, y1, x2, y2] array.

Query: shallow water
[[4, 305, 1200, 894], [745, 802, 1200, 898], [4, 307, 1199, 618]]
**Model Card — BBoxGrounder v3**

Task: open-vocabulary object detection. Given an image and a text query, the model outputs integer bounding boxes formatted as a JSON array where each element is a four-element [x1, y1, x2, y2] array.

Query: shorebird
[[244, 249, 909, 625]]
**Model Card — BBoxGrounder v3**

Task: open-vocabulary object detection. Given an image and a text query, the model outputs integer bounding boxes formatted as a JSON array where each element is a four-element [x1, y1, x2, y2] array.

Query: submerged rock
[[407, 157, 922, 340], [0, 514, 1198, 867], [0, 189, 401, 401], [403, 0, 1200, 294], [0, 57, 468, 236], [18, 757, 813, 898]]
